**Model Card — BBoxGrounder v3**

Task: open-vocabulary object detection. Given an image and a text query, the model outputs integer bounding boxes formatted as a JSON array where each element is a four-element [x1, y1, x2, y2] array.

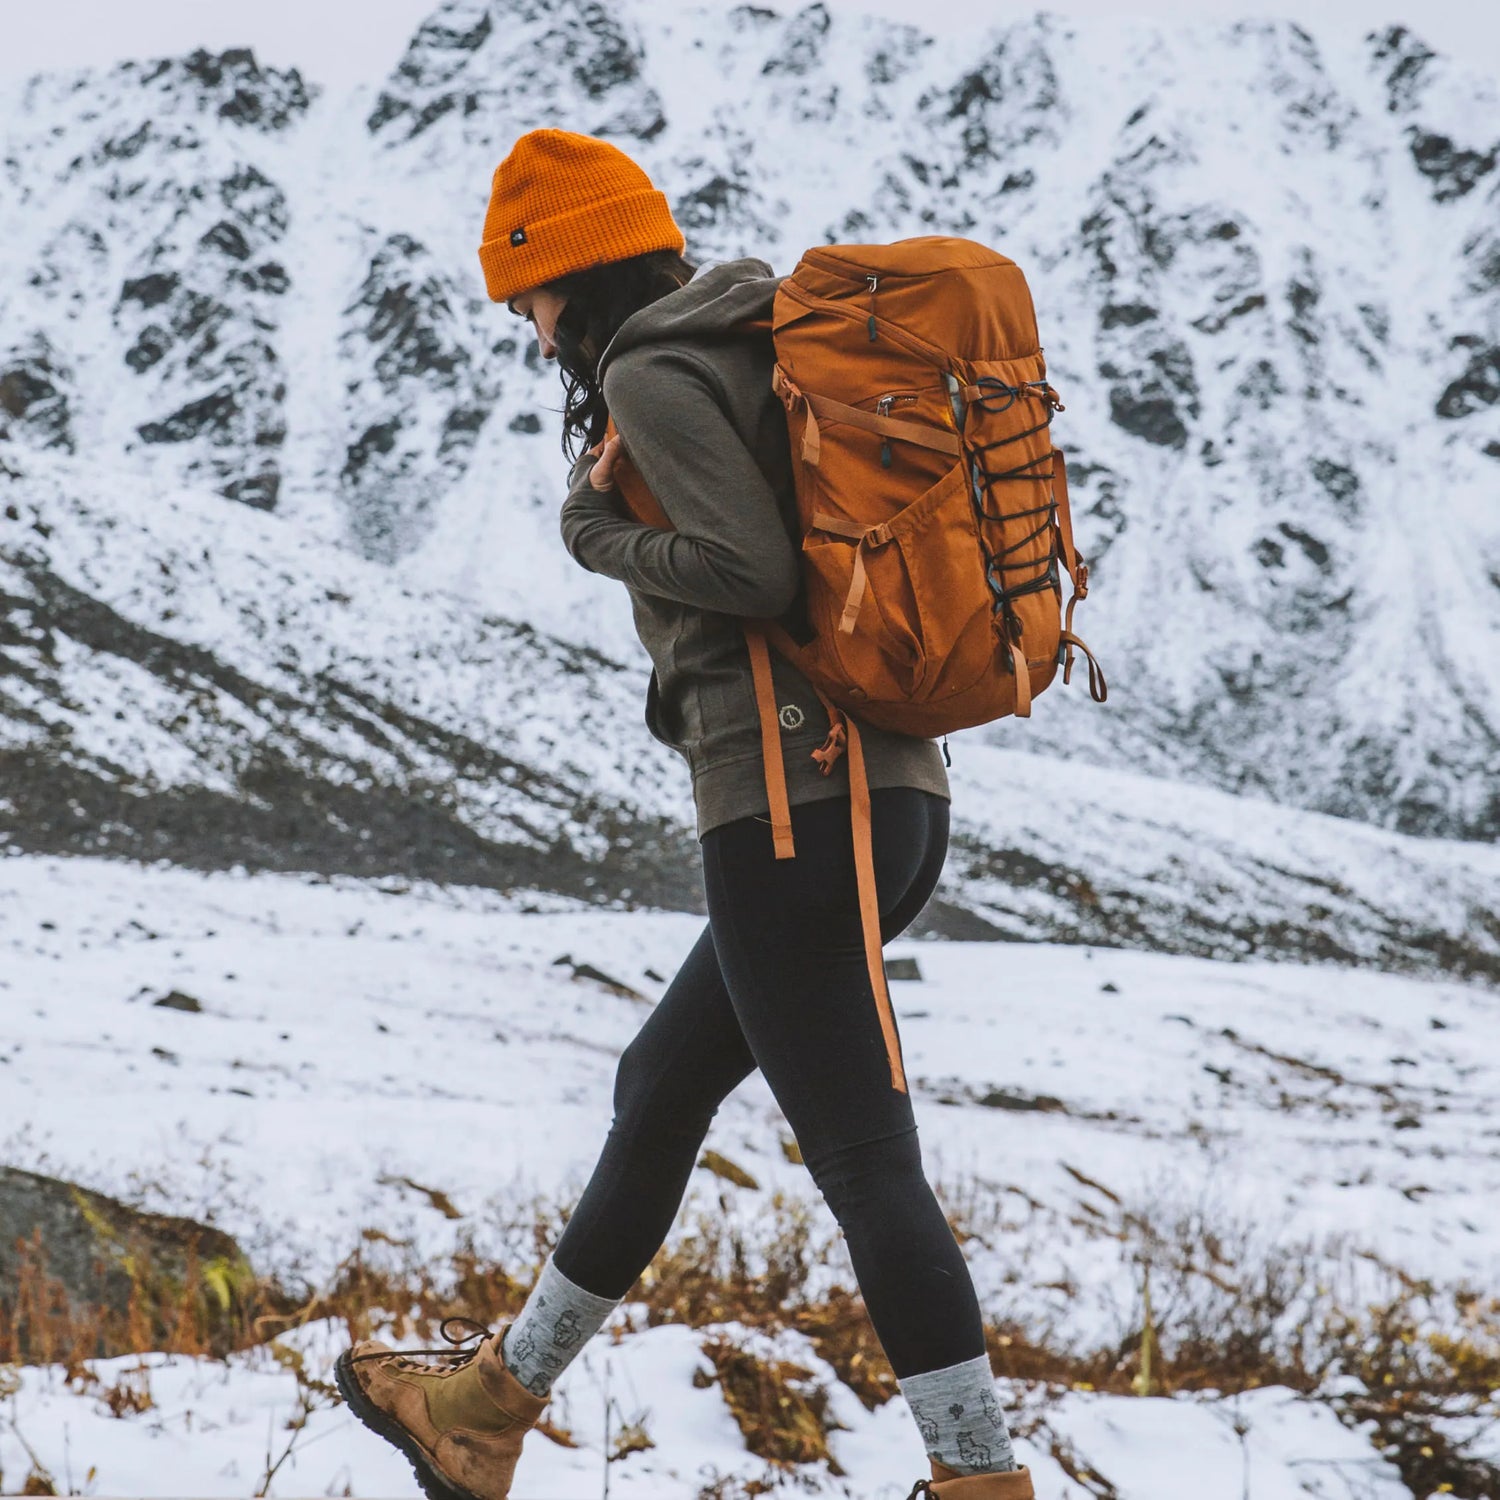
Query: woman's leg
[[500, 921, 760, 1395], [551, 921, 758, 1294], [699, 788, 974, 1376], [700, 788, 1017, 1475]]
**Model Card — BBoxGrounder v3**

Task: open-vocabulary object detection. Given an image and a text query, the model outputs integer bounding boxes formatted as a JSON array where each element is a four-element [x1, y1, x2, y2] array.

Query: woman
[[335, 128, 1033, 1500]]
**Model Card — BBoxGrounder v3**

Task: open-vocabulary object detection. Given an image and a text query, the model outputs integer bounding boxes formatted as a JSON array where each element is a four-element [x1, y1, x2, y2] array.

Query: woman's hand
[[587, 432, 625, 491]]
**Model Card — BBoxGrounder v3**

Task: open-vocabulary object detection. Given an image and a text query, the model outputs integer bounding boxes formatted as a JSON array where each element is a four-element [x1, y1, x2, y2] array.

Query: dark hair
[[536, 248, 698, 463]]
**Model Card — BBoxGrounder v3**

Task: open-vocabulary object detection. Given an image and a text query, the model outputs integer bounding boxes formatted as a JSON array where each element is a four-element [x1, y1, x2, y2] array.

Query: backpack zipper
[[875, 392, 920, 467], [778, 278, 942, 362]]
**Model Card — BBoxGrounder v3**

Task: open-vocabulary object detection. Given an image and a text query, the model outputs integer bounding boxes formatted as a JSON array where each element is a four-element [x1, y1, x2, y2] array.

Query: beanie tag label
[[510, 227, 527, 246]]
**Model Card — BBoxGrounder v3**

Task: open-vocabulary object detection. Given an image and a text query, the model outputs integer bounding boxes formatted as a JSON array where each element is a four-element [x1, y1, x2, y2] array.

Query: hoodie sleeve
[[557, 347, 799, 618]]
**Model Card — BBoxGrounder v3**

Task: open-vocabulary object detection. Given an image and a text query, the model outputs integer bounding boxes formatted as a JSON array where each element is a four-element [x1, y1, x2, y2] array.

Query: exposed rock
[[0, 336, 73, 454], [1368, 25, 1436, 114], [762, 4, 831, 79], [366, 0, 665, 147], [338, 232, 498, 561], [0, 1166, 258, 1359], [1406, 129, 1498, 203], [1436, 343, 1500, 418], [152, 989, 204, 1012], [124, 48, 315, 134]]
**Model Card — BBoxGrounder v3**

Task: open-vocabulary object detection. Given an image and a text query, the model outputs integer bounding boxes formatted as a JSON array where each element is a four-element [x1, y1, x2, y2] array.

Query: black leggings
[[551, 786, 985, 1379]]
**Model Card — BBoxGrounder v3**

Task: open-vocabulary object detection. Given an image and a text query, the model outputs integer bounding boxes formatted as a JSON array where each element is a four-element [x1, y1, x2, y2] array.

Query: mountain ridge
[[1, 3, 1496, 894]]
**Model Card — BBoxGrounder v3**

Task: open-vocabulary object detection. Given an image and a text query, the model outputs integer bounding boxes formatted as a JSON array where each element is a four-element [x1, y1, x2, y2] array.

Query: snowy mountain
[[3, 17, 1499, 1495], [1, 1, 1497, 944]]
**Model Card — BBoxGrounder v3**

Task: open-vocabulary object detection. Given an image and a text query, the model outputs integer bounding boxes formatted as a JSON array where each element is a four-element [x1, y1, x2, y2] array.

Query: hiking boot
[[906, 1460, 1037, 1499], [334, 1316, 547, 1500]]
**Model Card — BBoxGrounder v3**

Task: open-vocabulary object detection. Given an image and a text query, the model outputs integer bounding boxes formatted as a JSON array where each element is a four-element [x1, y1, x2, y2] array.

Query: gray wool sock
[[499, 1254, 624, 1397], [897, 1352, 1019, 1476]]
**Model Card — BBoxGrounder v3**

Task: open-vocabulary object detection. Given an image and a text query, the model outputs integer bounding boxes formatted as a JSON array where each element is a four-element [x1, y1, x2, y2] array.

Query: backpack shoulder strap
[[602, 416, 672, 529]]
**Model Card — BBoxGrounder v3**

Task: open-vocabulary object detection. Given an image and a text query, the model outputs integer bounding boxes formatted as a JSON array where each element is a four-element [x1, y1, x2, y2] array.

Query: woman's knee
[[802, 1128, 926, 1215], [611, 1032, 740, 1140], [613, 1034, 679, 1123]]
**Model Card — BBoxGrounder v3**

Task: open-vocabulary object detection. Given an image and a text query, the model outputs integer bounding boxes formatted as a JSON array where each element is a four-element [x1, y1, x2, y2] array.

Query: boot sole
[[334, 1349, 483, 1500]]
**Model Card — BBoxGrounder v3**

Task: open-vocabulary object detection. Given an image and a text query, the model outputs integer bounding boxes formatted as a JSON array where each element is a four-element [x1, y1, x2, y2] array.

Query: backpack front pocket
[[800, 459, 986, 703], [801, 529, 924, 700]]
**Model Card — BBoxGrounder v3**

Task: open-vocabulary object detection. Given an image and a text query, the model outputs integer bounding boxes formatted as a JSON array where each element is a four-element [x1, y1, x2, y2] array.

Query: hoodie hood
[[597, 257, 780, 380]]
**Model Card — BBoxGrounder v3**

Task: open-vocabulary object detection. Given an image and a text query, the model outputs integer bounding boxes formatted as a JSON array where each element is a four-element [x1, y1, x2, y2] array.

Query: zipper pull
[[941, 734, 951, 767], [867, 275, 878, 341], [877, 394, 892, 468]]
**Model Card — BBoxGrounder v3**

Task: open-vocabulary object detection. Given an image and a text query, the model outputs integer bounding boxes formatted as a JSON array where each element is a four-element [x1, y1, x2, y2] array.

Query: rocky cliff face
[[1, 1, 1497, 962], [1, 51, 311, 507]]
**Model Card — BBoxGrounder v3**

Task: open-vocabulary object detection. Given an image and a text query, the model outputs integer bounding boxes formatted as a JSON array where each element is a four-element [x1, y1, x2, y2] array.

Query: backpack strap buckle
[[772, 364, 822, 465], [810, 714, 847, 775]]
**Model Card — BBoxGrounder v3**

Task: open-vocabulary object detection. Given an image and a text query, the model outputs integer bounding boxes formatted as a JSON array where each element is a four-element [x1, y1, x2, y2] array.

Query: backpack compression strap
[[773, 365, 961, 468], [807, 512, 895, 634]]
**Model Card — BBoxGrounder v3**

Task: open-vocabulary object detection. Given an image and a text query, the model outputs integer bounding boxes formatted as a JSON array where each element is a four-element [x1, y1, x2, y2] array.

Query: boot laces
[[348, 1315, 495, 1368]]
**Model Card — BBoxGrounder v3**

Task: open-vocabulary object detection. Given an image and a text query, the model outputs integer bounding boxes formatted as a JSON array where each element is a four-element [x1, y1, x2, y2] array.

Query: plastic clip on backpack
[[603, 236, 1107, 1095]]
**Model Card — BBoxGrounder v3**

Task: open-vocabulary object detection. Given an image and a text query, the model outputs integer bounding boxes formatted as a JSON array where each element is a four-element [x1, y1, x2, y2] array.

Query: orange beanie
[[478, 129, 686, 304]]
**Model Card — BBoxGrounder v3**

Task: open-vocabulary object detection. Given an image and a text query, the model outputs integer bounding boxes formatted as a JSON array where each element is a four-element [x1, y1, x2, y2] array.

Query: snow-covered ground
[[0, 1320, 1420, 1500], [2, 851, 1495, 1497]]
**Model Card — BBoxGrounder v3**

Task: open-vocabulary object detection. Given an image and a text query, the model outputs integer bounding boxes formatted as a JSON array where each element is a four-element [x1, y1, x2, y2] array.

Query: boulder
[[0, 1166, 259, 1360]]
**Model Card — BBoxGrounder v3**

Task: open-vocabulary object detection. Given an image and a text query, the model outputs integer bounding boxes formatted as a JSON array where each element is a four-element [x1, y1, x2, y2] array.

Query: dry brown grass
[[3, 1176, 1497, 1498], [0, 1224, 295, 1370], [696, 1336, 848, 1474]]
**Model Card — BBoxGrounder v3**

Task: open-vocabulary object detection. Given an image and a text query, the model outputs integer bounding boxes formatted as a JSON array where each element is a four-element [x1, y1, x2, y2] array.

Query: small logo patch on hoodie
[[778, 704, 805, 731]]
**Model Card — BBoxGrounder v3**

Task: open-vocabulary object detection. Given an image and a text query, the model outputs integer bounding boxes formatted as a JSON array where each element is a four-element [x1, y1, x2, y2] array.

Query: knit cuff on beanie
[[479, 189, 684, 304]]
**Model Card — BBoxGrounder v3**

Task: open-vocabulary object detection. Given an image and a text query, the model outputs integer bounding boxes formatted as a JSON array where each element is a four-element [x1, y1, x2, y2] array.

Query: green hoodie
[[558, 256, 950, 840]]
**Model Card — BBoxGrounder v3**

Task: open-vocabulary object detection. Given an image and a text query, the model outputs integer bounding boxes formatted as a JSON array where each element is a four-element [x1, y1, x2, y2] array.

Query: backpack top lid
[[801, 235, 1014, 278], [782, 236, 1041, 364]]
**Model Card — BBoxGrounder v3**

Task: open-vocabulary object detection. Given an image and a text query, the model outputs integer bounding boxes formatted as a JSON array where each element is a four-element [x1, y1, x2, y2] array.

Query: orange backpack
[[603, 235, 1106, 1095]]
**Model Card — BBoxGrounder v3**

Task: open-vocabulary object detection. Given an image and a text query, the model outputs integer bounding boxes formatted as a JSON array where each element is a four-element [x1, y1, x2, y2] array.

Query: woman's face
[[507, 287, 569, 360]]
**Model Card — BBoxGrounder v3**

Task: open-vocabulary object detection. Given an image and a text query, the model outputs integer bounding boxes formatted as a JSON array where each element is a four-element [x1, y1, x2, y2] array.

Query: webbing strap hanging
[[743, 626, 796, 859], [999, 621, 1033, 718], [744, 630, 906, 1094], [809, 511, 895, 633], [772, 365, 821, 465], [1051, 446, 1083, 592], [806, 684, 908, 1095], [1058, 629, 1108, 702], [1049, 447, 1091, 682]]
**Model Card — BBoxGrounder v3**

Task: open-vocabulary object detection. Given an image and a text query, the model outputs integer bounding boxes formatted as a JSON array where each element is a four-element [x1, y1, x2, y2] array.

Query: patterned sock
[[498, 1253, 624, 1397], [897, 1351, 1019, 1475]]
